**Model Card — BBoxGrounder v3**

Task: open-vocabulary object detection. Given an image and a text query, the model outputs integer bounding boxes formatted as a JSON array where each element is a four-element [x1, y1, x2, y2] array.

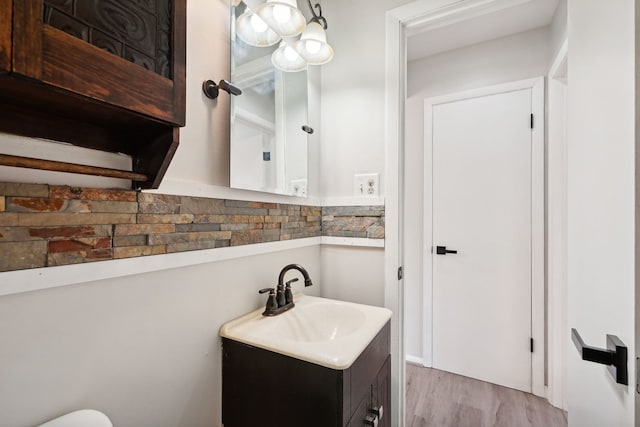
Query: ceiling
[[407, 0, 560, 62]]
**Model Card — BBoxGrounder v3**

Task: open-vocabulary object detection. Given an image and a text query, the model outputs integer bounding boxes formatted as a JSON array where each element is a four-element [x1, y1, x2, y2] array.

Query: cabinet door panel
[[347, 391, 371, 427], [10, 0, 185, 126], [0, 0, 11, 72], [222, 339, 344, 427], [351, 323, 390, 408], [42, 25, 178, 124], [373, 356, 391, 427], [12, 0, 43, 78]]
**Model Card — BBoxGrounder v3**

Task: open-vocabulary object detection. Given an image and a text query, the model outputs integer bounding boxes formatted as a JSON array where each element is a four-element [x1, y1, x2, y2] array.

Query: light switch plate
[[354, 173, 379, 197]]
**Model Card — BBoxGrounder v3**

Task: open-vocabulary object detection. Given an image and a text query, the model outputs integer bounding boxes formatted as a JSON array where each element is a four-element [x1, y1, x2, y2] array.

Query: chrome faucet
[[259, 264, 314, 316]]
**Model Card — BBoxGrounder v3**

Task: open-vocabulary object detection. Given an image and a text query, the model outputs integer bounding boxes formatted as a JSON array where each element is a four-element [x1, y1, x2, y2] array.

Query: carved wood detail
[[42, 0, 172, 78]]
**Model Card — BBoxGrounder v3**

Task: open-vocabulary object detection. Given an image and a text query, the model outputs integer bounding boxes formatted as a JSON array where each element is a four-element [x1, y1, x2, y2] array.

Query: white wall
[[0, 134, 133, 189], [0, 246, 321, 427], [320, 0, 412, 199], [567, 1, 635, 425], [636, 3, 640, 423], [314, 0, 413, 347], [549, 0, 567, 62], [404, 27, 551, 360], [320, 246, 385, 307]]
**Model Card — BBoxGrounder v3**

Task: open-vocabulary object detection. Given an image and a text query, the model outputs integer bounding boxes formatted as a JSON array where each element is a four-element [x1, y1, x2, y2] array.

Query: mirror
[[230, 1, 310, 197]]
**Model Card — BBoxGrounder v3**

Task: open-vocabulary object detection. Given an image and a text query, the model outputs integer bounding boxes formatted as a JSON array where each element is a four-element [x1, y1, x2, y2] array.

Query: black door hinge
[[530, 338, 534, 353], [636, 358, 640, 394], [530, 114, 534, 129], [397, 266, 403, 280]]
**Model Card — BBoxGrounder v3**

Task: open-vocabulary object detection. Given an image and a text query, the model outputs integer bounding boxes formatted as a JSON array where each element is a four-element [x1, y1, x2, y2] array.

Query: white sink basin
[[219, 294, 392, 369]]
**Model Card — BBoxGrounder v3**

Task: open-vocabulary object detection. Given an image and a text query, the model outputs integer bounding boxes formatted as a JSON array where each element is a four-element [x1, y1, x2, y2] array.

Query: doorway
[[387, 0, 566, 425], [423, 79, 544, 393], [387, 0, 636, 426]]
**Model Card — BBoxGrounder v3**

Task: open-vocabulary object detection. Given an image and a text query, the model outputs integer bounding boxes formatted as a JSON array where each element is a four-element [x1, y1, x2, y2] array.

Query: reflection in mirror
[[230, 1, 309, 197]]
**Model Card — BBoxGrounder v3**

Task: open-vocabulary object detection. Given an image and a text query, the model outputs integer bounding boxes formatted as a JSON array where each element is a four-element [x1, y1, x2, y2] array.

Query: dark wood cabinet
[[222, 322, 391, 427], [347, 339, 391, 427], [348, 393, 371, 427], [374, 357, 391, 427], [0, 0, 186, 189], [346, 360, 391, 427]]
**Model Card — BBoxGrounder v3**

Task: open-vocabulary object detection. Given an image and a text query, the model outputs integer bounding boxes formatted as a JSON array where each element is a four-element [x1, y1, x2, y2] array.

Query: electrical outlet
[[354, 173, 379, 197], [290, 179, 307, 197]]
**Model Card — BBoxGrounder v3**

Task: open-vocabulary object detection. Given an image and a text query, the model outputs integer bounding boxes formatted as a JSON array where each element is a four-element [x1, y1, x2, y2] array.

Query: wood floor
[[406, 364, 567, 427]]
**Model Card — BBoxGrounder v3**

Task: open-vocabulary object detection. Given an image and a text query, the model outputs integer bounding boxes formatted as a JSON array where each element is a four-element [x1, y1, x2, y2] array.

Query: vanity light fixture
[[257, 0, 306, 38], [294, 1, 333, 65], [234, 0, 333, 71], [271, 40, 307, 72], [235, 9, 281, 47]]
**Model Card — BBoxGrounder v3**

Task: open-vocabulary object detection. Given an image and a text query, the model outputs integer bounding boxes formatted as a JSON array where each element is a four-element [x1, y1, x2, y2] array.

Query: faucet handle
[[284, 278, 298, 305], [259, 287, 278, 313]]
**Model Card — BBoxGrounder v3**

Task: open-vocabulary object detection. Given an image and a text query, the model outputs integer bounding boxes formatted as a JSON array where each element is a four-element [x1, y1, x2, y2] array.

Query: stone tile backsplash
[[0, 183, 384, 272], [322, 206, 385, 239]]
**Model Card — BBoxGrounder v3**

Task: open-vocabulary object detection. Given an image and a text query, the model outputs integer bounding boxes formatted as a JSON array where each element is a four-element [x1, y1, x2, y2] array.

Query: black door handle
[[436, 246, 457, 255], [571, 328, 628, 385]]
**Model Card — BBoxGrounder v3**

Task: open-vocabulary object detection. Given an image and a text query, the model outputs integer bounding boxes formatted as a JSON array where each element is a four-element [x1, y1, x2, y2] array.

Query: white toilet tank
[[37, 410, 113, 427]]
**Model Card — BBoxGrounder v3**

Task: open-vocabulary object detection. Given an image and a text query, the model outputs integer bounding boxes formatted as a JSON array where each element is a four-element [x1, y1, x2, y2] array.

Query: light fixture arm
[[306, 0, 327, 29]]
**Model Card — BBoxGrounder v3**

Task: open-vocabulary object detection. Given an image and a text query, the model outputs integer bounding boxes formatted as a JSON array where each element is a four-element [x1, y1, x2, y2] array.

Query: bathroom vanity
[[220, 295, 391, 427]]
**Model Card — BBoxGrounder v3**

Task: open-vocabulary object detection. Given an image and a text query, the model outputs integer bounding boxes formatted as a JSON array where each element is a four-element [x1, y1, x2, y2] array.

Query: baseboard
[[405, 355, 424, 366]]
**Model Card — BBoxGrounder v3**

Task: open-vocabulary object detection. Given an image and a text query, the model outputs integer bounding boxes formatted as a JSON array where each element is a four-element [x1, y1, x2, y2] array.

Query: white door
[[427, 85, 537, 393], [567, 1, 635, 426]]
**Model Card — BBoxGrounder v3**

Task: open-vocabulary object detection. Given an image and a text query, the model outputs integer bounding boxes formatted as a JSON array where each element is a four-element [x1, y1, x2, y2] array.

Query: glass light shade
[[257, 0, 306, 37], [294, 21, 334, 65], [271, 41, 307, 72], [235, 10, 281, 47]]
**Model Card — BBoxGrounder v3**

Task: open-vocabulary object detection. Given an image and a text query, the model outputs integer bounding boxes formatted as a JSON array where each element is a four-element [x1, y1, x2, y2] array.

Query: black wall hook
[[202, 79, 242, 99]]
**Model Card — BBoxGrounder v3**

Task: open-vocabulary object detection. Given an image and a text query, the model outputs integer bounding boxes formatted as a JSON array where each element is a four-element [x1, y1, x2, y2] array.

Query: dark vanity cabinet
[[222, 322, 390, 427], [348, 355, 391, 427], [0, 0, 186, 189]]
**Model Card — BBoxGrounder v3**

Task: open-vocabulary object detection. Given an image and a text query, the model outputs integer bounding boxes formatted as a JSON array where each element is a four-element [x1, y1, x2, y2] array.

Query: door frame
[[421, 77, 545, 397], [384, 1, 545, 425], [546, 40, 568, 410]]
